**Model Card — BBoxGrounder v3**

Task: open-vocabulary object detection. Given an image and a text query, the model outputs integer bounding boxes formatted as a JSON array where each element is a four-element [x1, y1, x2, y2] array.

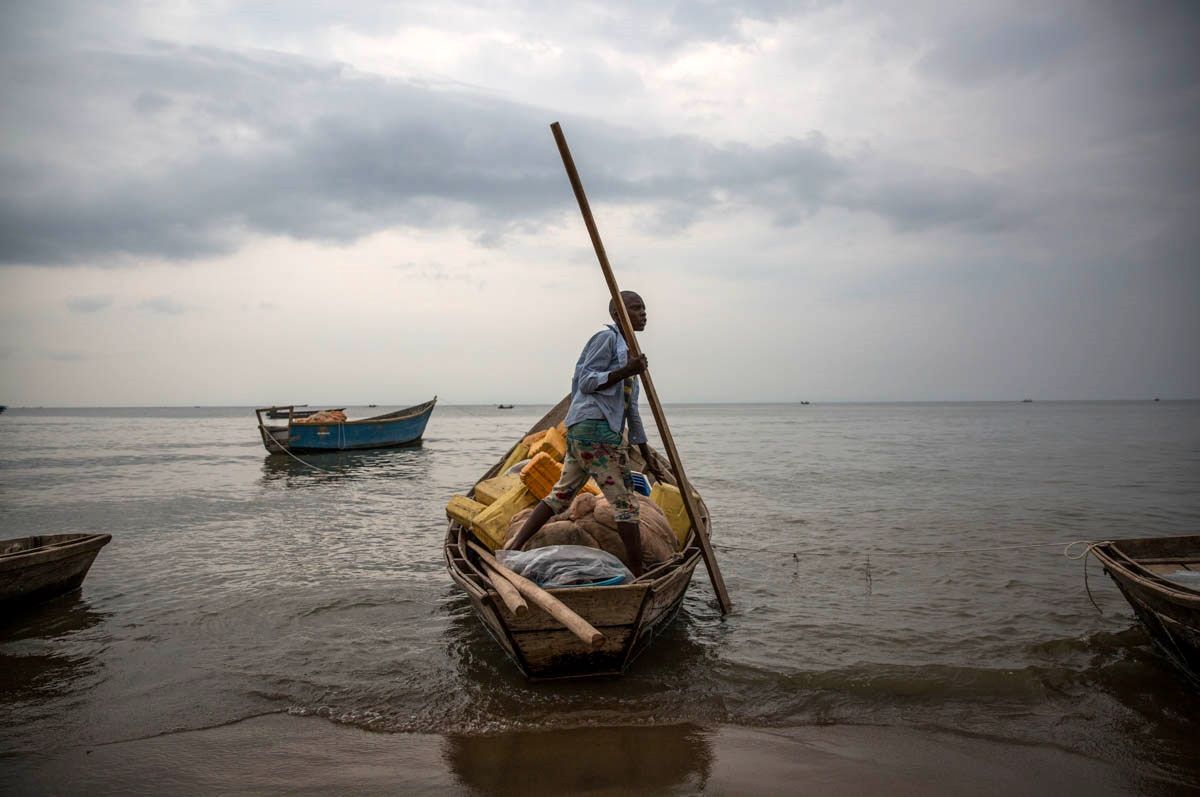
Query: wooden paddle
[[549, 121, 733, 615], [468, 541, 605, 648]]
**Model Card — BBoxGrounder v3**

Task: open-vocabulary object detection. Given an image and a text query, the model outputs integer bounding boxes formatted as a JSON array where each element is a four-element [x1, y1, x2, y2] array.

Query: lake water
[[2, 402, 1198, 793]]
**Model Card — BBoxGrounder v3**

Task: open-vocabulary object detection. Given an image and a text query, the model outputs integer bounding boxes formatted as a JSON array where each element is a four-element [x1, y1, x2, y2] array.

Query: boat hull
[[0, 534, 112, 608], [1093, 535, 1200, 685], [443, 395, 708, 680], [447, 527, 700, 680], [257, 399, 436, 453]]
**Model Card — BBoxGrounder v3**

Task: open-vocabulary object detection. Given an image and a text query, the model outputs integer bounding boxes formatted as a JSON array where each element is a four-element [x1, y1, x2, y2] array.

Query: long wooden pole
[[479, 558, 528, 616], [549, 121, 732, 614], [468, 541, 606, 648]]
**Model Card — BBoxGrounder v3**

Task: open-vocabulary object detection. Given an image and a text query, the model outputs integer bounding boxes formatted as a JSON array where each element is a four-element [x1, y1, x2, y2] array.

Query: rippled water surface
[[2, 402, 1199, 791]]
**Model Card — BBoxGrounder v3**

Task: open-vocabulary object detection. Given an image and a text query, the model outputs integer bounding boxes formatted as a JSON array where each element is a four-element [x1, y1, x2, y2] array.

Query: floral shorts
[[542, 419, 639, 523]]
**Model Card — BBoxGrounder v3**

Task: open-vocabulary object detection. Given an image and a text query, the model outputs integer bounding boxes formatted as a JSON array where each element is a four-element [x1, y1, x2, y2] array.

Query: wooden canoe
[[443, 396, 709, 681], [255, 398, 436, 453], [1092, 535, 1200, 686], [0, 533, 112, 608]]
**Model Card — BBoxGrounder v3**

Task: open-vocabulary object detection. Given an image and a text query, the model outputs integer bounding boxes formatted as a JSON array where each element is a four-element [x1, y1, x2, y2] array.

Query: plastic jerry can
[[473, 473, 522, 506], [471, 483, 537, 550], [650, 482, 692, 547]]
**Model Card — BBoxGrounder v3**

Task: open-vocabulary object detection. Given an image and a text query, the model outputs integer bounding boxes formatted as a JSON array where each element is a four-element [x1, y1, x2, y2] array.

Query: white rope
[[265, 435, 337, 474], [1065, 540, 1113, 614], [714, 537, 1114, 613], [714, 539, 1093, 558]]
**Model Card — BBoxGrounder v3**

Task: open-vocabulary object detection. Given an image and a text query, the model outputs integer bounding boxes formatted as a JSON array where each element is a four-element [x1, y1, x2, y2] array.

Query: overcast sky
[[1, 1, 1197, 405]]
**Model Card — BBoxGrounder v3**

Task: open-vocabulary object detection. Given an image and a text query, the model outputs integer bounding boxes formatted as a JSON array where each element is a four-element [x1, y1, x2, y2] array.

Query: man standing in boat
[[504, 291, 653, 576]]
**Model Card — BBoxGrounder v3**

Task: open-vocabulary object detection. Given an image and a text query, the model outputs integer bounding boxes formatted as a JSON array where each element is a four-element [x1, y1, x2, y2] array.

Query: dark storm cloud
[[917, 18, 1078, 84], [2, 1, 1198, 270], [833, 165, 1022, 234], [0, 43, 1018, 266]]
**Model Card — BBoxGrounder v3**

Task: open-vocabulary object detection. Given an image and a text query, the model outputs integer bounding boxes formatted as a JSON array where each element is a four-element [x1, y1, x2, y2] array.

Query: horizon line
[[2, 398, 1194, 410]]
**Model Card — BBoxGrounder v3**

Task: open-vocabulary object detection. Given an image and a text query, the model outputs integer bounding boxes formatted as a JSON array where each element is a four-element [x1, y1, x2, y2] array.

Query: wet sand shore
[[5, 713, 1139, 796]]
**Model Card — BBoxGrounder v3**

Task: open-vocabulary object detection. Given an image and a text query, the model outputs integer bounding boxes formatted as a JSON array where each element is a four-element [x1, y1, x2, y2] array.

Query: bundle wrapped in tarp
[[505, 492, 678, 572], [496, 545, 633, 588]]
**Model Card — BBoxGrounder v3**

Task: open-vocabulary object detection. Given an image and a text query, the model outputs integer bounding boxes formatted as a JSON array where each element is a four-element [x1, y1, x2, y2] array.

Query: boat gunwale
[[1092, 537, 1200, 605], [0, 533, 113, 570]]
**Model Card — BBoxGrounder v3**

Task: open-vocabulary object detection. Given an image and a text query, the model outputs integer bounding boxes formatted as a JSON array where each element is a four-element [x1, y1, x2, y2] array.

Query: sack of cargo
[[504, 492, 677, 572]]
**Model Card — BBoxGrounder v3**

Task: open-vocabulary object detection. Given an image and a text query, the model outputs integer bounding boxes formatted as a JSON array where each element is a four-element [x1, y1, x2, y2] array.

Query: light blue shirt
[[563, 325, 647, 445]]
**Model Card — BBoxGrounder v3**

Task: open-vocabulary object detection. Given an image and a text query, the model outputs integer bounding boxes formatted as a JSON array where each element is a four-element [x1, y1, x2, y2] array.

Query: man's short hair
[[609, 290, 642, 317]]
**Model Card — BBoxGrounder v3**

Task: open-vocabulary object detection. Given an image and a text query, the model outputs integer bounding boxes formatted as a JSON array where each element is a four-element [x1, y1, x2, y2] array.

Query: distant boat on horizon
[[1022, 399, 1033, 403], [497, 404, 514, 409]]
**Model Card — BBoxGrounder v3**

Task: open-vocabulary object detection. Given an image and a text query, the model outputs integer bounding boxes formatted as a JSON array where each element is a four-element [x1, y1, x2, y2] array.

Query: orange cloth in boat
[[292, 410, 347, 424]]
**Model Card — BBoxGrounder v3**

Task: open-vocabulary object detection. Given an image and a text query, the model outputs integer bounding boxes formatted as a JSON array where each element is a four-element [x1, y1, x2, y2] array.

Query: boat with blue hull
[[255, 398, 436, 453]]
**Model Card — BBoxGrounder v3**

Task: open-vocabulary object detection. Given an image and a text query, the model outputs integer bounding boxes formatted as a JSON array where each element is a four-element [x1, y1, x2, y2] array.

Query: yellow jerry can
[[519, 452, 601, 500], [529, 424, 567, 462], [498, 441, 530, 475], [470, 483, 537, 550], [446, 495, 486, 527], [473, 473, 521, 506], [650, 482, 693, 547]]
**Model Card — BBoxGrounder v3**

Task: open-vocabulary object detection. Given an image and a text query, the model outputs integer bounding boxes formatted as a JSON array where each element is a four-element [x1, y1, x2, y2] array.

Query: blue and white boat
[[255, 398, 436, 453]]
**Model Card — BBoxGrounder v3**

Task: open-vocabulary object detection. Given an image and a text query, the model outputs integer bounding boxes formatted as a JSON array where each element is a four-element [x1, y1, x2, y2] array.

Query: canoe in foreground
[[1093, 535, 1200, 685], [1, 533, 112, 608], [255, 398, 436, 453], [443, 396, 708, 681]]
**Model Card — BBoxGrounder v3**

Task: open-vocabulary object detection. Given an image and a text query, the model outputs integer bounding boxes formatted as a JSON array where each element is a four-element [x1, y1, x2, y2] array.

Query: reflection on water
[[259, 442, 430, 482], [443, 723, 715, 794], [0, 593, 109, 642], [0, 595, 109, 738]]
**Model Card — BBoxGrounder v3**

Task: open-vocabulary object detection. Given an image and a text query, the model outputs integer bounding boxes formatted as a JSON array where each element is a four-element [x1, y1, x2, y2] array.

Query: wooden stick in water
[[479, 557, 528, 616], [468, 541, 604, 648], [549, 120, 733, 614]]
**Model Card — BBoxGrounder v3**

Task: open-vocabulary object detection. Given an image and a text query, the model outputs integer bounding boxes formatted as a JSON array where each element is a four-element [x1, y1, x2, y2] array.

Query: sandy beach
[[5, 713, 1136, 796]]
